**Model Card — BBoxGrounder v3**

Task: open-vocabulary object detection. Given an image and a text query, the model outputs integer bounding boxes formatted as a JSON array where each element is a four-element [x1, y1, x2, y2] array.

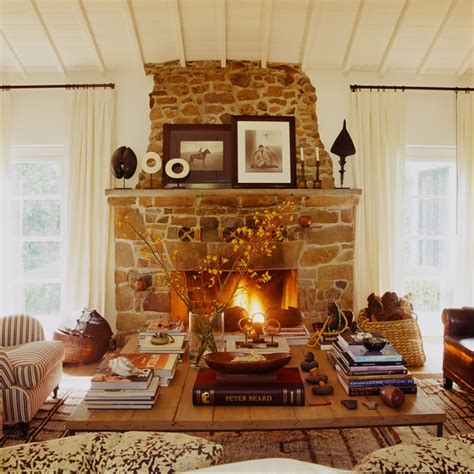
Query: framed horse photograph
[[231, 115, 296, 188], [163, 124, 232, 188]]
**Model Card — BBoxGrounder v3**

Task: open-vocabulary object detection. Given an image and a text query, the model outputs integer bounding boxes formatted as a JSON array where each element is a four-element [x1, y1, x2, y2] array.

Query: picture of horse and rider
[[180, 141, 224, 171]]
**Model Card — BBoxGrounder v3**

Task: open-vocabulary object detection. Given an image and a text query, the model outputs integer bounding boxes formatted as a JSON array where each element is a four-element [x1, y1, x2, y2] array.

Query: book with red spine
[[192, 368, 305, 406]]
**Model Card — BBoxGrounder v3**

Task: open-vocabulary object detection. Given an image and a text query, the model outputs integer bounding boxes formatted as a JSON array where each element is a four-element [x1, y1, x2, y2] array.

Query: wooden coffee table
[[66, 337, 445, 435]]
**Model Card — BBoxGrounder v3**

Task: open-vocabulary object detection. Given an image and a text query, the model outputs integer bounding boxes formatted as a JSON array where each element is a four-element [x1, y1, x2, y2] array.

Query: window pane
[[25, 283, 60, 315], [419, 198, 447, 235], [13, 162, 61, 195], [23, 241, 61, 278], [405, 279, 440, 312], [404, 238, 449, 269], [23, 200, 60, 237]]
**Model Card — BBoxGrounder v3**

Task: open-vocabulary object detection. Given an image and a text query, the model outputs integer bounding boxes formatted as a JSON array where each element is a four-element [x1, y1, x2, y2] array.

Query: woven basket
[[357, 309, 426, 367]]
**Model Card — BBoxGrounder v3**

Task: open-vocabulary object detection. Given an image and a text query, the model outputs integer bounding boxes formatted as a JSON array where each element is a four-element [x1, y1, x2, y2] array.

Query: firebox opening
[[170, 269, 298, 322]]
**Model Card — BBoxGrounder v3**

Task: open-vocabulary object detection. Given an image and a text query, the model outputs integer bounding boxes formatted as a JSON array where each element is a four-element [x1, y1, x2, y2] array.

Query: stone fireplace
[[109, 188, 360, 342], [108, 59, 361, 342]]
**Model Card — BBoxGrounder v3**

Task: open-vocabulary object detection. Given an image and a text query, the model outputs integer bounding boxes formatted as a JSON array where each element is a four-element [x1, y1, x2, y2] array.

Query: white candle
[[300, 147, 304, 162], [316, 147, 320, 162]]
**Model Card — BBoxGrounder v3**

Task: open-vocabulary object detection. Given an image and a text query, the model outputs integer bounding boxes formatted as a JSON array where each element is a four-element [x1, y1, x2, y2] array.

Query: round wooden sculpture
[[380, 385, 405, 408], [53, 309, 112, 365]]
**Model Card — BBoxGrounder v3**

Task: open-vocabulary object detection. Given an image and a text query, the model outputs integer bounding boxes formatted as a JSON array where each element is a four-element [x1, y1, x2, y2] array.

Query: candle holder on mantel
[[300, 159, 307, 188], [314, 159, 322, 189]]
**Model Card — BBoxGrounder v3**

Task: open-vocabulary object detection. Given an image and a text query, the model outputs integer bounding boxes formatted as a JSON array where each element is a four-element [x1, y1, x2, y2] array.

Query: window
[[10, 145, 64, 322], [403, 146, 456, 337]]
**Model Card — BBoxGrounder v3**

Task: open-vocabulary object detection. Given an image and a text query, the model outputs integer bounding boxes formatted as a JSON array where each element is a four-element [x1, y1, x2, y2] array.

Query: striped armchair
[[0, 314, 64, 431]]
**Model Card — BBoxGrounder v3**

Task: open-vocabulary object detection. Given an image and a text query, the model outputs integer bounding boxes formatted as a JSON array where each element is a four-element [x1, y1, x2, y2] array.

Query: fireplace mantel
[[106, 187, 361, 200], [108, 186, 361, 343]]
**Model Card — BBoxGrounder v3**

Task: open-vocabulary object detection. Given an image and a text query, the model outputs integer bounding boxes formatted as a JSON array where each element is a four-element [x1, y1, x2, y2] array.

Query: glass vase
[[188, 310, 224, 368]]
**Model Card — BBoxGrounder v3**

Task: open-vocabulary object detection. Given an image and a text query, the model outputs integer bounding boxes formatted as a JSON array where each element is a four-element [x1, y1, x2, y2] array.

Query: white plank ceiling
[[0, 0, 473, 78]]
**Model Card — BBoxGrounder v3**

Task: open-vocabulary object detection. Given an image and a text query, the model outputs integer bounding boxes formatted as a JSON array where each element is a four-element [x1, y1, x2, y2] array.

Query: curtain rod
[[350, 84, 473, 92], [0, 83, 115, 90]]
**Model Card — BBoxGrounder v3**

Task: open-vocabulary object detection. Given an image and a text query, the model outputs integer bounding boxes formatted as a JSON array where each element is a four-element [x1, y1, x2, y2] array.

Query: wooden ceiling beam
[[29, 0, 66, 76], [457, 45, 474, 77], [169, 0, 186, 67], [215, 0, 226, 68], [416, 0, 458, 78], [260, 0, 273, 69], [0, 29, 28, 77], [300, 0, 320, 71], [342, 0, 365, 74], [121, 0, 145, 69], [73, 0, 106, 73], [378, 0, 411, 76]]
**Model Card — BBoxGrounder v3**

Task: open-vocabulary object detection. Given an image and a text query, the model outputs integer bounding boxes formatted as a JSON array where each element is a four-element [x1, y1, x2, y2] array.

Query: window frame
[[403, 145, 456, 325], [9, 144, 65, 311]]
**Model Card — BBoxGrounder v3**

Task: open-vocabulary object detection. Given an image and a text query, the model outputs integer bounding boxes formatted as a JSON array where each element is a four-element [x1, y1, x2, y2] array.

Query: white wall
[[4, 67, 471, 327], [306, 70, 470, 187]]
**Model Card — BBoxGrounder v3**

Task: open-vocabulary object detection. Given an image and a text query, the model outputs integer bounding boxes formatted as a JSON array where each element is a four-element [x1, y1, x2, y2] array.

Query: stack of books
[[85, 364, 160, 409], [114, 352, 178, 387], [278, 324, 310, 345], [330, 331, 416, 396], [139, 334, 187, 359], [192, 367, 305, 406], [139, 319, 187, 341]]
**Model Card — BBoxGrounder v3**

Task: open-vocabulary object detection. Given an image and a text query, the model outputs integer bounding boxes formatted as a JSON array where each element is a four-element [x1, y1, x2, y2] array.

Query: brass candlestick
[[300, 159, 307, 188], [314, 160, 322, 188]]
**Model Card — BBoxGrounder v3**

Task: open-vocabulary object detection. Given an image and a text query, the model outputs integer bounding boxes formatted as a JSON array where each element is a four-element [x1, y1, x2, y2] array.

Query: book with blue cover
[[345, 343, 403, 364]]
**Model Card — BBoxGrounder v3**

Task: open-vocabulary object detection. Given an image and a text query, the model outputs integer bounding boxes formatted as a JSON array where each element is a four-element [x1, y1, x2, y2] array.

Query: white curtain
[[350, 90, 406, 312], [62, 88, 115, 320], [453, 92, 474, 305]]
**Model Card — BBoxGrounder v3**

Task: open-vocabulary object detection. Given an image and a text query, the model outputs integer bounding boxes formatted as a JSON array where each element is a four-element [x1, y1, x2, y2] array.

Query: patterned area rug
[[1, 378, 472, 470]]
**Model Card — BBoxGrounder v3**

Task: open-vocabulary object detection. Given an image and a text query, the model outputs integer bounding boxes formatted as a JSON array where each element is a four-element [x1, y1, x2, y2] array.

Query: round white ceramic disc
[[165, 158, 190, 179], [141, 152, 162, 174]]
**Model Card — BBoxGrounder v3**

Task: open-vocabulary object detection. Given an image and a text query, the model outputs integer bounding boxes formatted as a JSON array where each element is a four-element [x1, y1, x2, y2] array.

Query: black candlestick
[[314, 160, 322, 188]]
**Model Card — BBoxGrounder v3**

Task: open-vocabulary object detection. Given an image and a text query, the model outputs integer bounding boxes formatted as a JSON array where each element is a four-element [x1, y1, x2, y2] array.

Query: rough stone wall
[[138, 60, 334, 189], [110, 189, 359, 343]]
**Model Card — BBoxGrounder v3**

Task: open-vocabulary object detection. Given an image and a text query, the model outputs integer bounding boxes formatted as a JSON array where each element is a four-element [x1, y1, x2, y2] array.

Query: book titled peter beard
[[193, 368, 305, 406]]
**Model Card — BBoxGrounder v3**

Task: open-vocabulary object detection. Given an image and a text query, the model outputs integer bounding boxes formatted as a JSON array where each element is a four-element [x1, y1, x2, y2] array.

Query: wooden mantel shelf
[[106, 188, 362, 198]]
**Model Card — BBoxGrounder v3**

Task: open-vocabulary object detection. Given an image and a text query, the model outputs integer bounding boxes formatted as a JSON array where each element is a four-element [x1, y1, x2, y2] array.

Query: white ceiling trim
[[73, 0, 106, 73], [260, 0, 273, 69], [121, 0, 145, 69], [0, 29, 28, 78], [457, 45, 474, 77], [29, 0, 66, 76], [215, 0, 226, 68], [300, 0, 319, 71], [416, 0, 459, 78], [342, 0, 365, 74], [378, 0, 411, 76], [169, 0, 186, 67]]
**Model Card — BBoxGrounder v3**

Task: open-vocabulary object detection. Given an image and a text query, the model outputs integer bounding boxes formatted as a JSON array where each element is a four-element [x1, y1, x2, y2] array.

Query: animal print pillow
[[354, 434, 474, 473], [94, 431, 223, 472]]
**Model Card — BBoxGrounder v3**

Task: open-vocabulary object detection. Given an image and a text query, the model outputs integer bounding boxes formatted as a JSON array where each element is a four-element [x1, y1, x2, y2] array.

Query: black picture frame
[[231, 115, 296, 188], [163, 124, 232, 188]]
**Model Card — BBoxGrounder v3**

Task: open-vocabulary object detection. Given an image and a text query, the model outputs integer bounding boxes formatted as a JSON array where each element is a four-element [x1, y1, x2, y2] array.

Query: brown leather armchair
[[442, 307, 474, 392]]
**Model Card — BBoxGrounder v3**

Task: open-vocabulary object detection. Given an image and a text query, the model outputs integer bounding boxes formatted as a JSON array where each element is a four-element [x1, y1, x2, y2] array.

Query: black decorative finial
[[330, 120, 355, 188]]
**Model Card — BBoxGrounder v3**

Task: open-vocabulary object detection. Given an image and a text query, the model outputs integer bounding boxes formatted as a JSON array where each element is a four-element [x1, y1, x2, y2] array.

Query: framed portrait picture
[[163, 124, 232, 188], [231, 115, 296, 188]]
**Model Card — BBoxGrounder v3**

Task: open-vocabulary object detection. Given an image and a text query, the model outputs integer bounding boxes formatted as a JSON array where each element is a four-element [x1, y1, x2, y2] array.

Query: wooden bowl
[[204, 352, 292, 374]]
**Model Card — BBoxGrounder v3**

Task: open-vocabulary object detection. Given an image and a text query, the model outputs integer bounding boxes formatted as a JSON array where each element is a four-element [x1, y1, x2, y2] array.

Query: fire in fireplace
[[170, 269, 298, 321]]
